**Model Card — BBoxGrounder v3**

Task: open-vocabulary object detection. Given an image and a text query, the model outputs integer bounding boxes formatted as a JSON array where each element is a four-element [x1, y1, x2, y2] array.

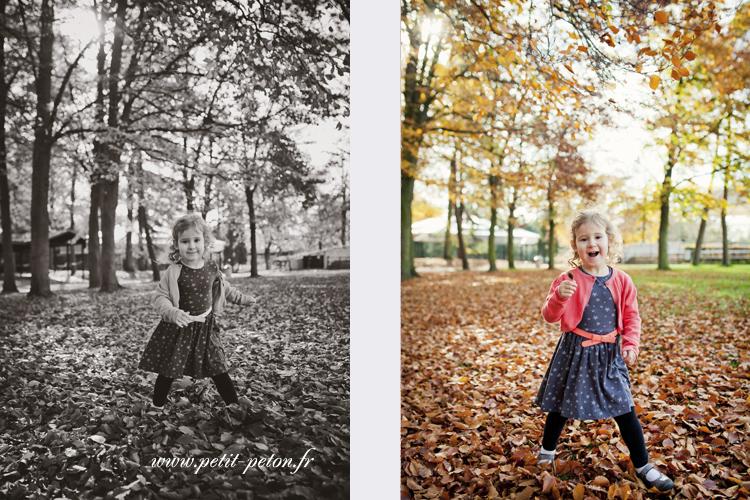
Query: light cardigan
[[154, 262, 256, 324], [541, 266, 642, 357]]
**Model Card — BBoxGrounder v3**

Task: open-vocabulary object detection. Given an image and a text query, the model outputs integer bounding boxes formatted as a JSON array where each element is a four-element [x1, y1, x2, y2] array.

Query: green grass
[[619, 263, 750, 306]]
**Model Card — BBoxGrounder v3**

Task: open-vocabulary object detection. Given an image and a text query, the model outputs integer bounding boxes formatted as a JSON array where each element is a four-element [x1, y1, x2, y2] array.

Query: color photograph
[[400, 0, 749, 498]]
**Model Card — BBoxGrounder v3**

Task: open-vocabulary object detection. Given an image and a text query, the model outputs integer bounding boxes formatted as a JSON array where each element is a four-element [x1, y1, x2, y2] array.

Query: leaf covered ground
[[0, 272, 349, 500], [401, 268, 750, 500]]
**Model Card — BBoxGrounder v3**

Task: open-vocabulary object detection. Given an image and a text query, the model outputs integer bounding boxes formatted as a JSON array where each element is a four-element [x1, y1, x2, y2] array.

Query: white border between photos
[[351, 2, 400, 498]]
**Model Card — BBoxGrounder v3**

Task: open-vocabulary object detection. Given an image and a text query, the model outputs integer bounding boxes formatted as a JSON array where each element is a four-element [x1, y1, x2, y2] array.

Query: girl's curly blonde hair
[[565, 207, 623, 269], [168, 214, 215, 263]]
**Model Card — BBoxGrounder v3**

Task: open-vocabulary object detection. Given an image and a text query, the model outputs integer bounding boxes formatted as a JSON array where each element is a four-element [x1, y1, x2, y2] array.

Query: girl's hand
[[622, 350, 637, 367], [558, 279, 577, 298], [173, 310, 192, 328]]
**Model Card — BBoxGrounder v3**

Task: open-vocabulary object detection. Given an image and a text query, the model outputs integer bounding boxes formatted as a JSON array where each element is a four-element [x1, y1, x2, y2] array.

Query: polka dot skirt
[[138, 260, 229, 379]]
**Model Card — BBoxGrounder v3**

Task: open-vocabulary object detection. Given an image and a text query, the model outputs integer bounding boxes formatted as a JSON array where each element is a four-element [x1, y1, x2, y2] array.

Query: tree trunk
[[721, 169, 730, 267], [508, 193, 517, 270], [88, 182, 102, 287], [455, 202, 469, 271], [547, 216, 555, 270], [444, 157, 457, 261], [224, 227, 235, 271], [138, 205, 160, 281], [134, 152, 159, 281], [245, 185, 259, 277], [124, 206, 135, 272], [201, 173, 213, 220], [452, 157, 468, 271], [657, 193, 671, 270], [184, 165, 194, 212], [657, 149, 676, 271], [547, 184, 555, 270], [123, 167, 136, 273], [401, 170, 417, 279], [99, 0, 127, 292], [69, 163, 77, 230], [340, 177, 347, 245], [537, 223, 547, 264], [264, 241, 272, 271], [488, 207, 497, 272], [99, 176, 121, 291], [692, 207, 708, 266], [443, 201, 453, 261], [487, 173, 498, 272], [0, 0, 18, 293], [87, 1, 107, 289], [400, 20, 434, 280], [29, 0, 55, 297]]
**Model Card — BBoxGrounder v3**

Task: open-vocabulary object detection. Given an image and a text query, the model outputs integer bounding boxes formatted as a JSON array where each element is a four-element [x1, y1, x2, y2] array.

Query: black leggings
[[541, 407, 648, 468], [152, 372, 238, 407]]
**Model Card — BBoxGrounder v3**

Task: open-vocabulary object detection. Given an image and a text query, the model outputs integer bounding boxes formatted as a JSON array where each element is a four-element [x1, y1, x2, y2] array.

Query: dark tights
[[541, 407, 648, 468], [152, 372, 238, 407]]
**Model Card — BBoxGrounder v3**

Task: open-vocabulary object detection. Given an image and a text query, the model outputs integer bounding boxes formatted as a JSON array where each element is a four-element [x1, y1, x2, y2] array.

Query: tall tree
[[23, 0, 93, 296], [97, 0, 127, 292], [536, 131, 600, 270], [0, 0, 19, 293], [487, 173, 499, 272], [28, 0, 55, 297], [239, 126, 318, 277], [451, 155, 469, 271]]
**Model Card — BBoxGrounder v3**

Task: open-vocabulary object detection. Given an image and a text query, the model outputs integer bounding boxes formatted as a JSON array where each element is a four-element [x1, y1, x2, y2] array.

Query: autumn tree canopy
[[401, 0, 735, 277]]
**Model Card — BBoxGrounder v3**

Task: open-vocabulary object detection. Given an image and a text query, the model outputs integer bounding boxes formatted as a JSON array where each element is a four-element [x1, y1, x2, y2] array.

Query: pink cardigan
[[541, 266, 641, 357]]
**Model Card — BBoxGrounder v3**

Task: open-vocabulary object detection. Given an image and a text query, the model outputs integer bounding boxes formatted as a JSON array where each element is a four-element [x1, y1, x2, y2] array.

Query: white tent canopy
[[412, 217, 540, 245]]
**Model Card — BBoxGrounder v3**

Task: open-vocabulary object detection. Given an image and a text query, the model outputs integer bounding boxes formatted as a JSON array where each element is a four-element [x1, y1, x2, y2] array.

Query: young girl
[[534, 208, 673, 492], [138, 214, 256, 416]]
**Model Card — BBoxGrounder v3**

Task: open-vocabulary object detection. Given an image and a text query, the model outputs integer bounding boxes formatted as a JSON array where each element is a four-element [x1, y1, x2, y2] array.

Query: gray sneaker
[[536, 450, 556, 474], [636, 464, 673, 492]]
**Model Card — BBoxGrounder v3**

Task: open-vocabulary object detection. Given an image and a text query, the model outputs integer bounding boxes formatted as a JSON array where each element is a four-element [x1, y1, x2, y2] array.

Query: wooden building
[[0, 230, 86, 274]]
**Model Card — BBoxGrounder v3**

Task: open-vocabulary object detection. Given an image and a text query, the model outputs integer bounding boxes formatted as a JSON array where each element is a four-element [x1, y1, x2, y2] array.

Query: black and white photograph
[[0, 0, 350, 498]]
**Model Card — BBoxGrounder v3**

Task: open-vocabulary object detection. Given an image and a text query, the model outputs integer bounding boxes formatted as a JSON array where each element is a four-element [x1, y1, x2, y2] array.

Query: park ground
[[402, 265, 750, 500], [0, 271, 349, 500]]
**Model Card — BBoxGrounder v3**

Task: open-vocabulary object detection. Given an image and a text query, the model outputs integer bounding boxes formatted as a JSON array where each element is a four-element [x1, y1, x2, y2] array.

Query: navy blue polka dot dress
[[138, 260, 228, 379], [535, 266, 634, 420]]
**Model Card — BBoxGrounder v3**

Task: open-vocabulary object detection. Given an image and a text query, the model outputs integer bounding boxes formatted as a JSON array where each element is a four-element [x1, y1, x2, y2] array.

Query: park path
[[0, 272, 349, 500], [401, 270, 750, 500]]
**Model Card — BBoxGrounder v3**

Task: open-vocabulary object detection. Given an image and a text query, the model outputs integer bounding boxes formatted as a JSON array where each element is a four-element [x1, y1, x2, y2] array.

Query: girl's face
[[177, 226, 205, 266], [572, 222, 609, 271]]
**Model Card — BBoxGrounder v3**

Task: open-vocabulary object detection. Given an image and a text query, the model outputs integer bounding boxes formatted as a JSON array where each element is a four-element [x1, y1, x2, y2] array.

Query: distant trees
[[1, 0, 349, 295], [401, 0, 724, 277]]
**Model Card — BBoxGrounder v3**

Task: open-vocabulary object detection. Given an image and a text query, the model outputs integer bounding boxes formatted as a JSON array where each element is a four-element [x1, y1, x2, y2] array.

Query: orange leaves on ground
[[655, 11, 669, 24], [572, 482, 586, 500], [402, 270, 750, 500]]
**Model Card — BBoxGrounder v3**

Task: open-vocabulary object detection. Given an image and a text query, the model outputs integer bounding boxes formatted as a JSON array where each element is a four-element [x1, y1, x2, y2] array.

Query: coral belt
[[572, 328, 617, 347]]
